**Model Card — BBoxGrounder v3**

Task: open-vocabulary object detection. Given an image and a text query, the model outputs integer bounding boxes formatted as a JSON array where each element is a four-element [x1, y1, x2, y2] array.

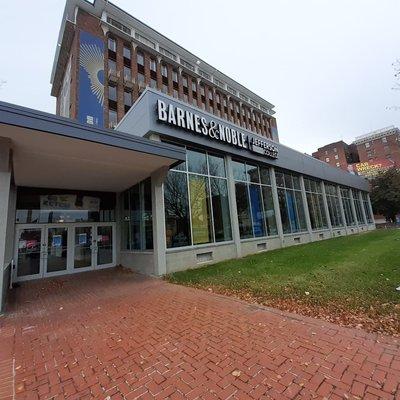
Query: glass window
[[208, 154, 226, 177], [108, 37, 116, 52], [172, 70, 178, 82], [189, 175, 213, 244], [16, 188, 115, 224], [164, 171, 191, 248], [249, 185, 265, 237], [325, 184, 343, 228], [124, 90, 132, 108], [161, 64, 168, 77], [137, 73, 145, 84], [108, 109, 117, 128], [150, 58, 156, 71], [108, 85, 117, 101], [362, 192, 373, 223], [276, 170, 307, 234], [108, 59, 116, 72], [137, 52, 144, 66], [232, 160, 247, 181], [164, 145, 232, 248], [262, 186, 278, 235], [123, 46, 131, 60], [210, 178, 232, 242], [235, 182, 253, 238], [260, 167, 271, 185], [123, 66, 131, 80], [246, 164, 260, 183], [353, 191, 365, 224], [340, 188, 356, 226], [150, 78, 157, 88], [304, 178, 328, 230], [121, 179, 153, 251], [187, 149, 208, 174]]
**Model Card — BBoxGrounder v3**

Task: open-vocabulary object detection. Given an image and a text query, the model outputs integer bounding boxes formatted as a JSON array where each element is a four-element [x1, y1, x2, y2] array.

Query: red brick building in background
[[312, 140, 359, 171], [312, 126, 400, 178], [353, 126, 400, 167], [50, 0, 278, 141]]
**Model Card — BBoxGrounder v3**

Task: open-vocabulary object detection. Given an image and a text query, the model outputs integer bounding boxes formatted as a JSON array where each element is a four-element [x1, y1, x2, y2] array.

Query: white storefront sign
[[157, 100, 278, 159]]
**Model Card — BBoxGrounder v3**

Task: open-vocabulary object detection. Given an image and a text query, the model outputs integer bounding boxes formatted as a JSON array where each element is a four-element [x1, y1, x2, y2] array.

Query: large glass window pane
[[235, 182, 253, 238], [210, 178, 232, 242], [129, 184, 141, 250], [164, 171, 191, 248], [122, 191, 130, 250], [208, 154, 226, 177], [260, 167, 271, 185], [247, 164, 260, 183], [261, 186, 278, 236], [286, 190, 299, 232], [284, 174, 293, 189], [232, 160, 247, 181], [295, 191, 307, 231], [17, 229, 42, 277], [187, 149, 208, 174], [143, 178, 153, 249], [249, 185, 265, 237], [275, 171, 285, 188], [189, 175, 213, 244], [278, 188, 290, 233]]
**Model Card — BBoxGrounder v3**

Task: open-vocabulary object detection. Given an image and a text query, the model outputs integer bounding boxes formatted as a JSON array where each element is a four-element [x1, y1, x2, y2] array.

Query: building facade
[[51, 0, 278, 141], [312, 141, 359, 171], [354, 126, 400, 168], [312, 126, 400, 178], [0, 0, 376, 312]]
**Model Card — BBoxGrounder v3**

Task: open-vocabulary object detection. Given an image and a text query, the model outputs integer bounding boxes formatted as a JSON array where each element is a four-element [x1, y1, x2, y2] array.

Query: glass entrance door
[[73, 226, 93, 270], [16, 227, 43, 279], [15, 223, 116, 281], [45, 227, 68, 275], [96, 225, 114, 268]]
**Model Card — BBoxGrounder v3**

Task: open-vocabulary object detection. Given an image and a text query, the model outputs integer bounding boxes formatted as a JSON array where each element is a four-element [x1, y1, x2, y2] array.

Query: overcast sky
[[0, 0, 399, 154]]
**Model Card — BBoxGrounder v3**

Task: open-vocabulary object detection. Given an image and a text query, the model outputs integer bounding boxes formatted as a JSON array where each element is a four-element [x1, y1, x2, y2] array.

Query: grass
[[167, 229, 400, 335]]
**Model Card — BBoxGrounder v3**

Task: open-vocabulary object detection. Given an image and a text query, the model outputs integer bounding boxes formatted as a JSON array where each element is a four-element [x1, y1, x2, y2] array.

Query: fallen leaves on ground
[[184, 283, 400, 337]]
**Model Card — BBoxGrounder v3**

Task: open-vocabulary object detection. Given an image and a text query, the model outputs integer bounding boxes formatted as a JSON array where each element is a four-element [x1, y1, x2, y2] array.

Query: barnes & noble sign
[[156, 100, 278, 159]]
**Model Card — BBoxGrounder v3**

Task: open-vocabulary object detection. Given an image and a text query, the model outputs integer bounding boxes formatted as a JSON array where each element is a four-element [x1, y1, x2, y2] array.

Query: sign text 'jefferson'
[[157, 100, 278, 159]]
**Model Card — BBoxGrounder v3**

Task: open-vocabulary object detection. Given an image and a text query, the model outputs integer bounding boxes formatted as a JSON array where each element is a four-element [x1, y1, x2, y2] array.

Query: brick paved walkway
[[0, 268, 399, 400]]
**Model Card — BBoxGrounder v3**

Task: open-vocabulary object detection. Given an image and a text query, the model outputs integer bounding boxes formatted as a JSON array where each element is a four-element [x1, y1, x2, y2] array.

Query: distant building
[[353, 126, 400, 167], [312, 141, 359, 171]]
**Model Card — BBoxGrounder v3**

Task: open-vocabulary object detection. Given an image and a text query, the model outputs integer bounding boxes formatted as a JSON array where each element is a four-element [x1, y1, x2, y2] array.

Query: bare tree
[[387, 60, 400, 111]]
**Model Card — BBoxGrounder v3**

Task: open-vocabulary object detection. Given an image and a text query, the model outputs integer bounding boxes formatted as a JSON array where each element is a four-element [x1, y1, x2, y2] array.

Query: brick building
[[312, 141, 359, 171], [50, 0, 278, 141], [354, 126, 400, 167]]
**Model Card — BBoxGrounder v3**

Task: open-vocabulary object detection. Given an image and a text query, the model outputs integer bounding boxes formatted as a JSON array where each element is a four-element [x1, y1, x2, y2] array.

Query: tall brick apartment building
[[312, 141, 359, 171], [353, 126, 400, 167], [50, 0, 278, 141]]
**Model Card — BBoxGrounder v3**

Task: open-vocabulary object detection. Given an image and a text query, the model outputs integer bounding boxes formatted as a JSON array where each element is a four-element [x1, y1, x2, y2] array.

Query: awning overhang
[[0, 101, 185, 192]]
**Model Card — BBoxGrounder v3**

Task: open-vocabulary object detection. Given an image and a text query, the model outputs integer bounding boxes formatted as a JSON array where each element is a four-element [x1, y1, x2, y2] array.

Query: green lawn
[[167, 229, 400, 335]]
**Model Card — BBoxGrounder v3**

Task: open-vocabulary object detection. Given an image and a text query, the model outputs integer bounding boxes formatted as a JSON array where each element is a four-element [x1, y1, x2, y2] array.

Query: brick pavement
[[0, 268, 399, 400]]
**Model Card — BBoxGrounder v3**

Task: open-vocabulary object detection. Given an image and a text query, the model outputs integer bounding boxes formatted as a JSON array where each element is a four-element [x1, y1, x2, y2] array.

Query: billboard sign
[[78, 31, 105, 127]]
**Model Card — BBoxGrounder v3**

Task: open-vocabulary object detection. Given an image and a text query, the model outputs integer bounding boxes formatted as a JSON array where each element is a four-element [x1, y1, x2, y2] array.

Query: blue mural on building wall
[[78, 31, 104, 127]]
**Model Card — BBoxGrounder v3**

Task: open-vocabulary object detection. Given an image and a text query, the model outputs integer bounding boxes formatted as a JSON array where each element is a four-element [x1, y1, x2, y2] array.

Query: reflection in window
[[353, 191, 365, 224], [303, 178, 328, 230], [340, 188, 356, 226], [16, 188, 115, 224], [233, 161, 277, 238], [121, 178, 153, 251], [189, 175, 212, 244], [361, 192, 373, 223], [275, 170, 307, 234], [164, 148, 231, 248], [235, 182, 253, 238], [164, 171, 191, 248], [325, 184, 343, 227], [210, 178, 232, 242]]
